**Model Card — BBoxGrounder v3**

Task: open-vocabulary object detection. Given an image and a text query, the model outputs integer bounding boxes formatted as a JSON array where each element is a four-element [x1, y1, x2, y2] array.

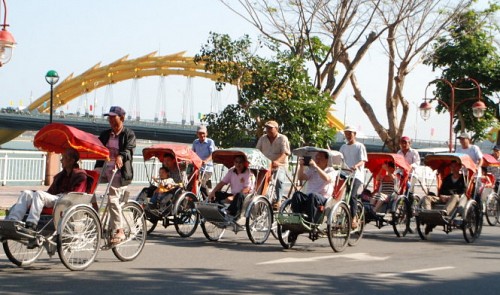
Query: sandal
[[110, 230, 125, 245]]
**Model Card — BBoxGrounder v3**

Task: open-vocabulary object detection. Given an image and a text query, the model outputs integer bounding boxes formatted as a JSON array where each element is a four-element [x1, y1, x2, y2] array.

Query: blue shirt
[[192, 138, 216, 172]]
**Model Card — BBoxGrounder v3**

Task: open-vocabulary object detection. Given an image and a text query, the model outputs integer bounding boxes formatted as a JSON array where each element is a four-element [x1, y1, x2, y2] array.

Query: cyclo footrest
[[276, 213, 312, 233], [196, 202, 227, 222], [0, 220, 36, 240]]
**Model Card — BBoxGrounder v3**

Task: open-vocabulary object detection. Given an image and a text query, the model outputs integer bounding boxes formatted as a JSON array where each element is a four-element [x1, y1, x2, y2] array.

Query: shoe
[[272, 200, 282, 211], [25, 221, 37, 231], [110, 230, 126, 245], [424, 225, 434, 235]]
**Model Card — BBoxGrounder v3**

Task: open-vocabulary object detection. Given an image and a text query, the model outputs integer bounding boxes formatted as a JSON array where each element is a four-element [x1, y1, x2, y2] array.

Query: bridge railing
[[0, 150, 155, 186]]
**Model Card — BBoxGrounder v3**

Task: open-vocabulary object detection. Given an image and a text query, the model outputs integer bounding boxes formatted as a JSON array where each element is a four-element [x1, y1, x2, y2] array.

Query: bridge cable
[[154, 75, 167, 124]]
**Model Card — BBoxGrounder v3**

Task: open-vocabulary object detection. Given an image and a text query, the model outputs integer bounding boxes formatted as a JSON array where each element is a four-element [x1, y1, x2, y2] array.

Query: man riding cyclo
[[291, 150, 336, 224]]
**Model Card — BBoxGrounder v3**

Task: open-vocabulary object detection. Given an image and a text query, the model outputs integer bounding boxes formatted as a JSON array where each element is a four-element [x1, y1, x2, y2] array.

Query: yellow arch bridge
[[0, 51, 344, 144]]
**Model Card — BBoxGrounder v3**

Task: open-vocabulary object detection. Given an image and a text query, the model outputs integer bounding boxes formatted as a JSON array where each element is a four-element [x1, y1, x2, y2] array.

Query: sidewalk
[[0, 184, 145, 211]]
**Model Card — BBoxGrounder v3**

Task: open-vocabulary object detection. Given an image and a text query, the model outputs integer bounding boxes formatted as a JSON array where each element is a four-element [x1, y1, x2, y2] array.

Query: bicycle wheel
[[246, 197, 272, 244], [57, 206, 101, 271], [463, 201, 481, 243], [112, 202, 147, 261], [416, 216, 431, 240], [392, 197, 410, 237], [348, 200, 364, 246], [173, 192, 200, 237], [327, 202, 351, 252], [276, 199, 297, 249], [485, 193, 499, 226], [200, 220, 225, 241], [408, 194, 420, 234], [3, 239, 43, 267]]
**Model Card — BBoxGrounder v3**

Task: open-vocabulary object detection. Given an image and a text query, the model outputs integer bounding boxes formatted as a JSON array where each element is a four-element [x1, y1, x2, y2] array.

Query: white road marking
[[376, 266, 456, 278], [258, 253, 389, 265]]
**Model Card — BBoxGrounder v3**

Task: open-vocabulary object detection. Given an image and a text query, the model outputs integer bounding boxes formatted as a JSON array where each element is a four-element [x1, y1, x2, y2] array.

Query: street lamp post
[[45, 70, 59, 124], [419, 78, 486, 152]]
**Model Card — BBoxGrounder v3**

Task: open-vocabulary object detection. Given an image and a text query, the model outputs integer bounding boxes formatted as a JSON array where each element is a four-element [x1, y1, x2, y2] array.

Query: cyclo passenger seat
[[40, 170, 98, 215]]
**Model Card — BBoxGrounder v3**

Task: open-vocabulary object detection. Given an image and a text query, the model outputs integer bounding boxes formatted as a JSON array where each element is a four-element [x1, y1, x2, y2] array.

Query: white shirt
[[340, 141, 367, 182], [456, 145, 483, 165], [397, 148, 421, 168], [304, 167, 336, 198]]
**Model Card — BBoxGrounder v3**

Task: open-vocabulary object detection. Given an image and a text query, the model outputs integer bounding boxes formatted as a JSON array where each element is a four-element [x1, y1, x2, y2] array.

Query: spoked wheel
[[246, 197, 273, 244], [416, 216, 431, 240], [485, 193, 500, 226], [463, 201, 481, 243], [145, 215, 159, 235], [392, 197, 411, 237], [277, 199, 297, 249], [200, 220, 225, 241], [348, 201, 364, 246], [57, 206, 101, 271], [408, 194, 420, 234], [112, 202, 147, 261], [173, 192, 200, 237], [327, 202, 351, 252], [3, 239, 43, 267]]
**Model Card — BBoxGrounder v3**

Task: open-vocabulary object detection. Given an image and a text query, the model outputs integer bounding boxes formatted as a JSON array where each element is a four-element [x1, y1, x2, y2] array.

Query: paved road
[[0, 217, 499, 294]]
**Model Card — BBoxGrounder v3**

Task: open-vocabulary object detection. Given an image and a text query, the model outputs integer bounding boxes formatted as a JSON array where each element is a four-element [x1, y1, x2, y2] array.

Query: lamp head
[[0, 28, 15, 66], [45, 70, 59, 85], [419, 100, 432, 121], [472, 100, 486, 118]]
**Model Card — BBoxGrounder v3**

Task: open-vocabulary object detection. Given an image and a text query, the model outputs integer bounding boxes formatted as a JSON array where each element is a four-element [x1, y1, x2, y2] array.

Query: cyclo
[[135, 144, 203, 237], [196, 148, 273, 244], [0, 123, 147, 271], [415, 153, 482, 243], [480, 154, 500, 226], [276, 146, 365, 252], [362, 153, 413, 237]]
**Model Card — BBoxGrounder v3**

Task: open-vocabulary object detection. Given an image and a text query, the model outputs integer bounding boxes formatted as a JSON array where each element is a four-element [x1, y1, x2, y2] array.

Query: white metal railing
[[0, 150, 154, 186]]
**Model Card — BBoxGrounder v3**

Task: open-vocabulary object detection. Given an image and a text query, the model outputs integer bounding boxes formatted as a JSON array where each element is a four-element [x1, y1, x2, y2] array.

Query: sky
[[0, 0, 495, 144]]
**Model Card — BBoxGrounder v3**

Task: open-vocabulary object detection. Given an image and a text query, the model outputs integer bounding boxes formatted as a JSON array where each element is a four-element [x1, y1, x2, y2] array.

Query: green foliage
[[196, 33, 336, 148], [424, 5, 500, 141]]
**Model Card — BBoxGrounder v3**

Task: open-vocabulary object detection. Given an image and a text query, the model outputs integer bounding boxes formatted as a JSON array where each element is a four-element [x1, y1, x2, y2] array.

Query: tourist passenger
[[397, 136, 420, 168], [7, 148, 87, 231], [372, 161, 397, 213], [95, 106, 136, 245], [422, 160, 465, 215], [291, 151, 336, 223], [208, 155, 255, 219], [256, 120, 291, 210], [149, 166, 176, 207], [455, 131, 483, 168], [162, 153, 183, 183], [192, 125, 216, 196], [339, 125, 367, 229], [489, 145, 500, 192]]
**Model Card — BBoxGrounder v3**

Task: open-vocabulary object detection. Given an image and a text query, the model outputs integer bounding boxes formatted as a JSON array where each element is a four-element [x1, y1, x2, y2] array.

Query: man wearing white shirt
[[339, 126, 367, 229], [455, 131, 483, 167], [397, 136, 420, 168]]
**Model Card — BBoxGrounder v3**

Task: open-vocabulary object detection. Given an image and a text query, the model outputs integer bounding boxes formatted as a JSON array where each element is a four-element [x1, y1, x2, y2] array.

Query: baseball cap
[[264, 120, 279, 129], [197, 125, 207, 134], [401, 136, 411, 142], [457, 131, 471, 139], [493, 145, 500, 151], [344, 125, 357, 133], [103, 106, 126, 117]]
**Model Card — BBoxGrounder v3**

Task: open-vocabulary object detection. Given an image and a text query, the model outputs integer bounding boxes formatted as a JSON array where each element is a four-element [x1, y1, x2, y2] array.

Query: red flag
[[89, 105, 93, 111], [431, 128, 435, 137]]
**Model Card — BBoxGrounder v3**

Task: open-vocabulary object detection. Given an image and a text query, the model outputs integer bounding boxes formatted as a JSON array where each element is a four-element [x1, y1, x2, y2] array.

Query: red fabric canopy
[[34, 123, 109, 160], [142, 144, 202, 169], [483, 154, 500, 167], [366, 153, 412, 194]]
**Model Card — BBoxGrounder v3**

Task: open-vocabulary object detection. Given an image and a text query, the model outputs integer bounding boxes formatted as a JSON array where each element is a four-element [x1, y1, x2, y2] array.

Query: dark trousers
[[349, 179, 362, 218], [291, 191, 327, 223], [214, 191, 245, 217]]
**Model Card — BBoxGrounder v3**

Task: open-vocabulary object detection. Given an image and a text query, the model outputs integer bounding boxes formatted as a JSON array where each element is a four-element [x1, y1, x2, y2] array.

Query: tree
[[219, 0, 471, 151], [424, 3, 500, 142], [195, 33, 335, 148]]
